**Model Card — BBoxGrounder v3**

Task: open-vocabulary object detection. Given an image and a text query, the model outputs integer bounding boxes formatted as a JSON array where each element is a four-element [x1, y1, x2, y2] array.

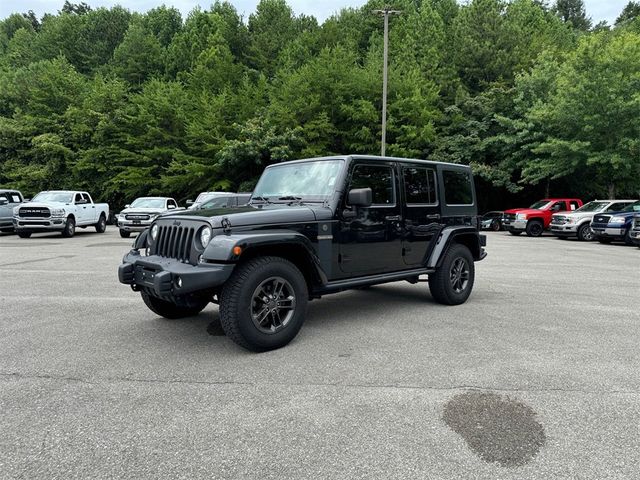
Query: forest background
[[1, 0, 639, 210]]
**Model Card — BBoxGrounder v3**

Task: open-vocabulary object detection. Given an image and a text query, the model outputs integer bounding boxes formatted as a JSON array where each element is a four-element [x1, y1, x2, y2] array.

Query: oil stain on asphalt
[[443, 391, 546, 467]]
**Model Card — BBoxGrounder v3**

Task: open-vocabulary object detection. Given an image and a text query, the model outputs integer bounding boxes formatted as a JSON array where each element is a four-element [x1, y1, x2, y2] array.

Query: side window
[[349, 165, 395, 206], [11, 193, 22, 203], [82, 193, 91, 203], [570, 201, 580, 211], [403, 167, 437, 205], [168, 199, 177, 209], [442, 170, 473, 206], [75, 193, 83, 203], [607, 202, 627, 212], [550, 201, 565, 212], [0, 193, 9, 203]]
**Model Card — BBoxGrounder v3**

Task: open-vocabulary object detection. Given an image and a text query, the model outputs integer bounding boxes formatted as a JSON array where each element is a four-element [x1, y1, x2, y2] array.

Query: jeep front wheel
[[525, 220, 544, 237], [219, 256, 308, 352], [428, 243, 475, 305], [141, 291, 209, 319]]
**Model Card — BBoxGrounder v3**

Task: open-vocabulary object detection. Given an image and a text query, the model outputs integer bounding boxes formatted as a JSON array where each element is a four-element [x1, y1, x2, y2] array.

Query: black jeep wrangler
[[118, 155, 486, 351]]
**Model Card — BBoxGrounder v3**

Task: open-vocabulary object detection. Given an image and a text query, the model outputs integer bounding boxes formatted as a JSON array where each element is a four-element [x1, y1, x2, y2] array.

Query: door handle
[[385, 215, 401, 221], [426, 214, 441, 220]]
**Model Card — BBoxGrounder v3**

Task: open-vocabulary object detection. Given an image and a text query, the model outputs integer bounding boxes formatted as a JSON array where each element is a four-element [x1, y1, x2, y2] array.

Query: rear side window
[[569, 201, 580, 210], [403, 167, 437, 205], [607, 202, 629, 212], [442, 170, 473, 206], [349, 165, 395, 205], [11, 193, 22, 203]]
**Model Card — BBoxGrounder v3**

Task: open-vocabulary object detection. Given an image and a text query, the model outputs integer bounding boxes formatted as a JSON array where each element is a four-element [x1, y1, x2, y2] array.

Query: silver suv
[[0, 189, 25, 233], [550, 200, 636, 241]]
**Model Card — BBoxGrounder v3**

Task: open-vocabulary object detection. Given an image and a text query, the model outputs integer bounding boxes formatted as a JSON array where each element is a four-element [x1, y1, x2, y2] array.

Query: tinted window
[[74, 193, 83, 203], [607, 202, 631, 212], [569, 201, 580, 210], [82, 193, 91, 203], [550, 201, 565, 212], [350, 165, 394, 205], [167, 199, 177, 208], [403, 167, 437, 205], [443, 170, 473, 205]]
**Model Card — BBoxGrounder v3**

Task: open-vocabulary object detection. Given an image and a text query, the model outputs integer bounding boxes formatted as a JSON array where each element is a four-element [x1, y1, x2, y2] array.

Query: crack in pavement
[[0, 255, 75, 267], [1, 371, 639, 395]]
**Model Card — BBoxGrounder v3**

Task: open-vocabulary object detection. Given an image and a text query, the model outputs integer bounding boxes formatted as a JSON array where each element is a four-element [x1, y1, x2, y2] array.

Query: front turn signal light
[[232, 246, 243, 256]]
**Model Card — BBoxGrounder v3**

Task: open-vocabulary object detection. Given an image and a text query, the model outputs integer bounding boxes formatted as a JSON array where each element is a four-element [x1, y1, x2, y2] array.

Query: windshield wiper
[[277, 196, 304, 204], [249, 195, 271, 204]]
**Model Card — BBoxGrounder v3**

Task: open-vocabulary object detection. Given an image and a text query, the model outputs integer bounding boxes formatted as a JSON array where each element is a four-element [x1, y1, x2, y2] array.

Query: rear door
[[338, 162, 403, 275], [401, 164, 442, 266]]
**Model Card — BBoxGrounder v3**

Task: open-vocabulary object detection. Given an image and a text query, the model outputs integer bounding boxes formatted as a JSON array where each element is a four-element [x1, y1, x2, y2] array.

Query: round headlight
[[200, 227, 212, 247], [150, 224, 159, 240]]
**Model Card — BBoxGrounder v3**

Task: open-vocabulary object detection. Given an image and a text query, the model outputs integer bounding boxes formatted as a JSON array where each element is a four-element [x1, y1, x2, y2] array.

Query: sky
[[0, 0, 630, 25]]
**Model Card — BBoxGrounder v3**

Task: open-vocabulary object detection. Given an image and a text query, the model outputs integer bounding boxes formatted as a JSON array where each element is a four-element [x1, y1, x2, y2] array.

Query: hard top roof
[[267, 154, 471, 169]]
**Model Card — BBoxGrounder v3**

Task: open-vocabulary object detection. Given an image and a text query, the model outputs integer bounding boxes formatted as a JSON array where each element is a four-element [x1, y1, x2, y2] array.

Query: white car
[[117, 197, 180, 238], [186, 192, 235, 210], [550, 199, 636, 241], [13, 190, 109, 238]]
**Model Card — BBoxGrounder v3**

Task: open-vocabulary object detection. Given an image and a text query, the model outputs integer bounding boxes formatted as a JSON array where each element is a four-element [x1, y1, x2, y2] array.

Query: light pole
[[373, 7, 401, 157]]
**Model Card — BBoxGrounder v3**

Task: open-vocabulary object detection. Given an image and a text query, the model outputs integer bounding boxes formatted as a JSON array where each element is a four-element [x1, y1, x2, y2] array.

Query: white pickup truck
[[13, 190, 109, 238]]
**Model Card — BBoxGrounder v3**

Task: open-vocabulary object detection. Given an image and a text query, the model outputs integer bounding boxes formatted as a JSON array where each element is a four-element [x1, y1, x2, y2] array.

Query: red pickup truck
[[502, 198, 583, 237]]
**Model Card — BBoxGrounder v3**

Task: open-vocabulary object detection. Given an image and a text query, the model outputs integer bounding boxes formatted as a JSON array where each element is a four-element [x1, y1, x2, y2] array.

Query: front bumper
[[550, 224, 578, 236], [503, 219, 527, 231], [13, 217, 66, 231], [591, 226, 626, 238], [118, 250, 234, 297], [118, 220, 152, 233]]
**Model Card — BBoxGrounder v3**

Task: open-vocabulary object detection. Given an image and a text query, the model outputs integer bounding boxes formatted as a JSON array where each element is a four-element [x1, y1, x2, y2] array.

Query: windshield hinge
[[221, 217, 232, 233]]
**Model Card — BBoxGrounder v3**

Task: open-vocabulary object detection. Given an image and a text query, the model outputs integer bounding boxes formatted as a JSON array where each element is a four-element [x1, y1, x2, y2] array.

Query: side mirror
[[24, 198, 30, 202], [186, 200, 194, 206], [0, 199, 8, 206], [168, 204, 176, 209], [124, 204, 130, 208], [348, 188, 373, 208]]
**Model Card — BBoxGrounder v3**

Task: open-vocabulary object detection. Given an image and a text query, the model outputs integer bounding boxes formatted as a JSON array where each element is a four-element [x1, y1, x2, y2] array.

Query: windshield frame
[[252, 159, 346, 204], [529, 200, 551, 210]]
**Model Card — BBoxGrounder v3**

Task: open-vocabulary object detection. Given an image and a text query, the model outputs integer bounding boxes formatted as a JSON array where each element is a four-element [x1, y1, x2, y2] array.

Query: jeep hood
[[160, 203, 332, 227]]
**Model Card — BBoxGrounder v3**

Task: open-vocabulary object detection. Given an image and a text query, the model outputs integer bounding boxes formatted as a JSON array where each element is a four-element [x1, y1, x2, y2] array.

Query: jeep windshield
[[252, 160, 344, 203], [32, 192, 73, 203], [576, 201, 609, 212]]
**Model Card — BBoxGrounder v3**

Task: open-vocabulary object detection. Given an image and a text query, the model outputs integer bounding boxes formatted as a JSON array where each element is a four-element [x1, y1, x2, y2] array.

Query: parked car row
[[1, 189, 251, 239], [481, 198, 640, 247]]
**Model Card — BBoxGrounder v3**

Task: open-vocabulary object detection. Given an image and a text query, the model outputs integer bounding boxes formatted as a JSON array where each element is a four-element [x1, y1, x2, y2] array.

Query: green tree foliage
[[0, 0, 638, 208]]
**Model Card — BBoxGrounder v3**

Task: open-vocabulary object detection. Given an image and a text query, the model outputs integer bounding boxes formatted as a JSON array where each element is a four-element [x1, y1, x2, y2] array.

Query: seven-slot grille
[[153, 224, 196, 263], [19, 207, 50, 218], [125, 213, 151, 221], [592, 215, 610, 224], [551, 216, 567, 224], [503, 213, 516, 222]]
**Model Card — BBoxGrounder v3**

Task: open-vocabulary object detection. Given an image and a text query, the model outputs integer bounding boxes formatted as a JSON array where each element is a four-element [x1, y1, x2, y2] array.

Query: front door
[[338, 162, 403, 275], [400, 164, 443, 266]]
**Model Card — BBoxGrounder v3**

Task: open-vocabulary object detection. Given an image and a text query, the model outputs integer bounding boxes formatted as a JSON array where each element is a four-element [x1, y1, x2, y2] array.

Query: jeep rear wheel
[[577, 223, 595, 241], [219, 256, 308, 352], [61, 217, 75, 238], [428, 243, 475, 305], [526, 220, 544, 237], [141, 291, 209, 319]]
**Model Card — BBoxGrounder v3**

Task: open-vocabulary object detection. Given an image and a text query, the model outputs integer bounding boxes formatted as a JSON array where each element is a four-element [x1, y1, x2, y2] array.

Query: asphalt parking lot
[[1, 229, 639, 479]]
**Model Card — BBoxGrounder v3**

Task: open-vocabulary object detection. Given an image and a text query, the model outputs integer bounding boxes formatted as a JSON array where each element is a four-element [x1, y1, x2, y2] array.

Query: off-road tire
[[597, 236, 613, 244], [95, 214, 106, 233], [141, 291, 208, 319], [17, 231, 32, 238], [525, 220, 544, 237], [119, 229, 131, 238], [61, 217, 75, 238], [577, 223, 594, 241], [508, 230, 522, 236], [428, 243, 475, 306], [219, 256, 308, 352]]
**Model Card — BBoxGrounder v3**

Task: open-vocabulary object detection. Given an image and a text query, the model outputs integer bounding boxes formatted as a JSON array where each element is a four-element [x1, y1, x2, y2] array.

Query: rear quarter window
[[443, 170, 473, 206]]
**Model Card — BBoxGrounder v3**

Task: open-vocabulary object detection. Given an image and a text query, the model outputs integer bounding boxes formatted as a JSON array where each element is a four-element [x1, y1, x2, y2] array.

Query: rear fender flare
[[426, 226, 485, 269]]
